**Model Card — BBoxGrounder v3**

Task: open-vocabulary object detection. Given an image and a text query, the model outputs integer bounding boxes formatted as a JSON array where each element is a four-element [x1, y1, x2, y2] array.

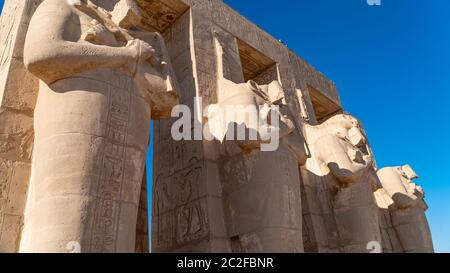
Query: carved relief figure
[[0, 0, 436, 255], [375, 165, 434, 253], [305, 114, 382, 252], [153, 164, 208, 252], [214, 78, 309, 252], [20, 0, 179, 252]]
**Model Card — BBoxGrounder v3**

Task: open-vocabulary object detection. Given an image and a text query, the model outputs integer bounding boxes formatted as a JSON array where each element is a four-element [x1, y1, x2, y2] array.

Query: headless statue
[[305, 114, 382, 252], [376, 165, 434, 253], [21, 0, 179, 252], [210, 79, 308, 252]]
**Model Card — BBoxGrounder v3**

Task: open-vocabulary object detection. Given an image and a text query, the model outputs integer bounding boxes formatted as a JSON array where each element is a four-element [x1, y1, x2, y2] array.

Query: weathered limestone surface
[[212, 80, 307, 252], [0, 0, 179, 253], [302, 114, 382, 252], [151, 0, 342, 253], [0, 0, 434, 253], [0, 0, 42, 253], [375, 165, 433, 253], [151, 9, 213, 253]]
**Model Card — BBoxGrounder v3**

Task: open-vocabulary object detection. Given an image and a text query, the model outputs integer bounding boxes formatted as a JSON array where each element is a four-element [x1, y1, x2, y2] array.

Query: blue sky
[[3, 0, 447, 253], [221, 0, 450, 252]]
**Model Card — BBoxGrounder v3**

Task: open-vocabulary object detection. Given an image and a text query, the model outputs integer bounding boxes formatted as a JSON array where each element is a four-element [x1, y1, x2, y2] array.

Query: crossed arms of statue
[[378, 167, 423, 209], [315, 134, 373, 185], [23, 0, 152, 84]]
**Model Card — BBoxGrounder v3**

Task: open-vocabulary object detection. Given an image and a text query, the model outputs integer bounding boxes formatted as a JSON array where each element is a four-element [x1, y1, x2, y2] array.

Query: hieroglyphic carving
[[214, 31, 245, 84], [150, 7, 211, 252], [91, 74, 133, 252], [236, 39, 275, 82], [0, 1, 20, 70], [153, 164, 209, 251], [176, 201, 204, 244], [221, 150, 258, 192], [0, 0, 435, 254], [251, 64, 278, 86], [0, 126, 34, 162], [136, 0, 189, 33], [0, 0, 43, 68], [15, 0, 179, 252]]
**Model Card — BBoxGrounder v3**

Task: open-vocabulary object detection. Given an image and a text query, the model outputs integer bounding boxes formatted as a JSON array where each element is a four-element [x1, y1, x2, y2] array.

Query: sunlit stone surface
[[0, 0, 433, 253]]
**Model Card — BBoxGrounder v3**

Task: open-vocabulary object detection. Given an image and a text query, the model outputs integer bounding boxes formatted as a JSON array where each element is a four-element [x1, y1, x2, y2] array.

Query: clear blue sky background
[[2, 0, 447, 253]]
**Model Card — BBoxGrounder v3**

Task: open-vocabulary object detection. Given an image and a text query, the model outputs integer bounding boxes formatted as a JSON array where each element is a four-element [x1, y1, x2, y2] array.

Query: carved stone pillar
[[17, 0, 179, 253], [303, 114, 382, 252], [375, 165, 434, 253]]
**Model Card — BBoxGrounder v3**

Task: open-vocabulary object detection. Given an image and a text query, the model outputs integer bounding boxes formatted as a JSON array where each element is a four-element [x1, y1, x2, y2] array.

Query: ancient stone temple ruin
[[0, 0, 433, 253]]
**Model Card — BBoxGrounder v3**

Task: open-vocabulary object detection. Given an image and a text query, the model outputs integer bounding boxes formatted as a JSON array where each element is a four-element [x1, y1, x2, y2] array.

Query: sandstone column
[[18, 0, 178, 253]]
